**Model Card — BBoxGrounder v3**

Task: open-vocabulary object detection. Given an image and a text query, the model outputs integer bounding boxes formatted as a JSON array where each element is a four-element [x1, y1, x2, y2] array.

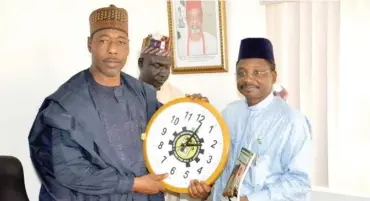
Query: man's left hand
[[187, 179, 212, 199], [185, 93, 209, 103]]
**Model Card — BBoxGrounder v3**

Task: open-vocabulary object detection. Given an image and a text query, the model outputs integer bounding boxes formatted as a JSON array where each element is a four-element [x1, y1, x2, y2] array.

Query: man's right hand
[[133, 173, 168, 194], [188, 179, 212, 199]]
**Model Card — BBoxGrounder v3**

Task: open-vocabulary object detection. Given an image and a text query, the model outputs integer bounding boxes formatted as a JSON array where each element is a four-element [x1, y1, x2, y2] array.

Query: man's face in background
[[139, 54, 171, 89], [186, 8, 203, 41]]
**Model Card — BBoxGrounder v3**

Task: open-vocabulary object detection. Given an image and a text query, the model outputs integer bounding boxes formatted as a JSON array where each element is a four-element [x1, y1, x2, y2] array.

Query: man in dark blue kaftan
[[27, 4, 181, 201]]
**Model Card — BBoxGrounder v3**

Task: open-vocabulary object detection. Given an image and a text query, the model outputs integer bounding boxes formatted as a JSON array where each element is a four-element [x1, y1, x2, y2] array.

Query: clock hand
[[179, 137, 199, 152], [176, 144, 201, 148], [185, 123, 202, 146]]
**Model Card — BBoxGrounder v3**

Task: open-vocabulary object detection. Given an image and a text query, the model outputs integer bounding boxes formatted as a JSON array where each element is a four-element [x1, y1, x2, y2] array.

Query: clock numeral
[[183, 170, 189, 179], [185, 111, 193, 121], [211, 140, 218, 148], [171, 115, 180, 125], [197, 167, 203, 174], [170, 167, 176, 175], [196, 114, 205, 123], [161, 156, 167, 164], [209, 125, 214, 133], [207, 155, 213, 164], [158, 141, 164, 149], [161, 127, 167, 135]]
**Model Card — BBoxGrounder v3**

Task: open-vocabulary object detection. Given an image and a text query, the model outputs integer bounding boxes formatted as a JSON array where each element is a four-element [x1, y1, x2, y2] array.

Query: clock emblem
[[169, 126, 205, 168], [143, 98, 230, 194]]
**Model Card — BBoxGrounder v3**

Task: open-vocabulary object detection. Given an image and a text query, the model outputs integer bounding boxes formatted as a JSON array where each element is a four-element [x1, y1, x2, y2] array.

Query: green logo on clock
[[169, 126, 204, 167]]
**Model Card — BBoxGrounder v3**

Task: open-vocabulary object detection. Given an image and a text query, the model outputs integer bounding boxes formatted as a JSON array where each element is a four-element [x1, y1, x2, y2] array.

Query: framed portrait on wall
[[167, 0, 228, 74]]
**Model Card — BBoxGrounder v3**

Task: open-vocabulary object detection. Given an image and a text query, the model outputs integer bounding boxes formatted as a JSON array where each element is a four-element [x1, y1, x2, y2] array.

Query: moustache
[[239, 83, 260, 89], [155, 77, 168, 82]]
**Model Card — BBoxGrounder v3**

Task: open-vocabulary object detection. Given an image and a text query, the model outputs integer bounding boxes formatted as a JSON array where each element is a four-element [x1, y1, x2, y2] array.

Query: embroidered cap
[[141, 34, 172, 57], [89, 4, 128, 36]]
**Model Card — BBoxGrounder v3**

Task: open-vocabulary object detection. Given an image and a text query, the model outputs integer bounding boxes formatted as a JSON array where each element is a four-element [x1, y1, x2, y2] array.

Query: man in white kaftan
[[187, 38, 312, 201]]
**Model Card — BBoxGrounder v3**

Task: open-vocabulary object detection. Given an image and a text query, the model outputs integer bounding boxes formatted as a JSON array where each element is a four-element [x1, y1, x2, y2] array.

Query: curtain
[[263, 1, 340, 188], [332, 0, 370, 197], [264, 0, 370, 197]]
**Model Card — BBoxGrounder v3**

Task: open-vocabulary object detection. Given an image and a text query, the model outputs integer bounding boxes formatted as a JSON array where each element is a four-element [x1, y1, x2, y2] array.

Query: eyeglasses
[[236, 70, 271, 79]]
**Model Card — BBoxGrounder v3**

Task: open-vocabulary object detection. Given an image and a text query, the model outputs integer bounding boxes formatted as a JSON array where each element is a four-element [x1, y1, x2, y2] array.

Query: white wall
[[0, 0, 265, 200], [310, 187, 370, 201]]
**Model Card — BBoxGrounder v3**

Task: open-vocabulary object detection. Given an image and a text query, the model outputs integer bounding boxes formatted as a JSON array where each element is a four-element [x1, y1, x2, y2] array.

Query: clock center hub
[[175, 133, 200, 160], [168, 127, 205, 168]]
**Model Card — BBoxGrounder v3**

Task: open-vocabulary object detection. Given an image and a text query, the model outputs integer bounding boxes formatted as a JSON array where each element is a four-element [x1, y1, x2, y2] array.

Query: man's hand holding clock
[[188, 179, 212, 200]]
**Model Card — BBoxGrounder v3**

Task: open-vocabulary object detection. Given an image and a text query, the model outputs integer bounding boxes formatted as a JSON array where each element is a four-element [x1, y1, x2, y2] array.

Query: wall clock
[[142, 97, 230, 194]]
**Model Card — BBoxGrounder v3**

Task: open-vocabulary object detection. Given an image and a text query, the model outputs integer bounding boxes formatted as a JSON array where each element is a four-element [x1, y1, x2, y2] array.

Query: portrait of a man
[[176, 0, 218, 57], [168, 0, 228, 73]]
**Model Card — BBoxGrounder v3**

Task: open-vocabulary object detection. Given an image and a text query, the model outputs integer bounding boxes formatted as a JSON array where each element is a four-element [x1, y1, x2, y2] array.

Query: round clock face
[[143, 98, 230, 193]]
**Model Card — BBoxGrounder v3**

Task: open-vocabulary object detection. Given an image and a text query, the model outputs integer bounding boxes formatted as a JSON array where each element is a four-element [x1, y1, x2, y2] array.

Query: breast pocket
[[251, 137, 269, 157]]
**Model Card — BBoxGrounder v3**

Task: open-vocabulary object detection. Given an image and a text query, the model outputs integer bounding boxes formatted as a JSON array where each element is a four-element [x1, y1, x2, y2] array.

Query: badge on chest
[[142, 97, 230, 194]]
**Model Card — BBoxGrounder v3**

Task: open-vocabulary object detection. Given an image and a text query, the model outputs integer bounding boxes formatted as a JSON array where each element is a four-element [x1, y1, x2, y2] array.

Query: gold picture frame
[[167, 0, 229, 74]]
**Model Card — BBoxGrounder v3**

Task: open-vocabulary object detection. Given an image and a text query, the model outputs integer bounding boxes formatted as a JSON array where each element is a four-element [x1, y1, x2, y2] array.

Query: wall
[[1, 0, 369, 201], [310, 187, 370, 201], [0, 0, 265, 200]]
